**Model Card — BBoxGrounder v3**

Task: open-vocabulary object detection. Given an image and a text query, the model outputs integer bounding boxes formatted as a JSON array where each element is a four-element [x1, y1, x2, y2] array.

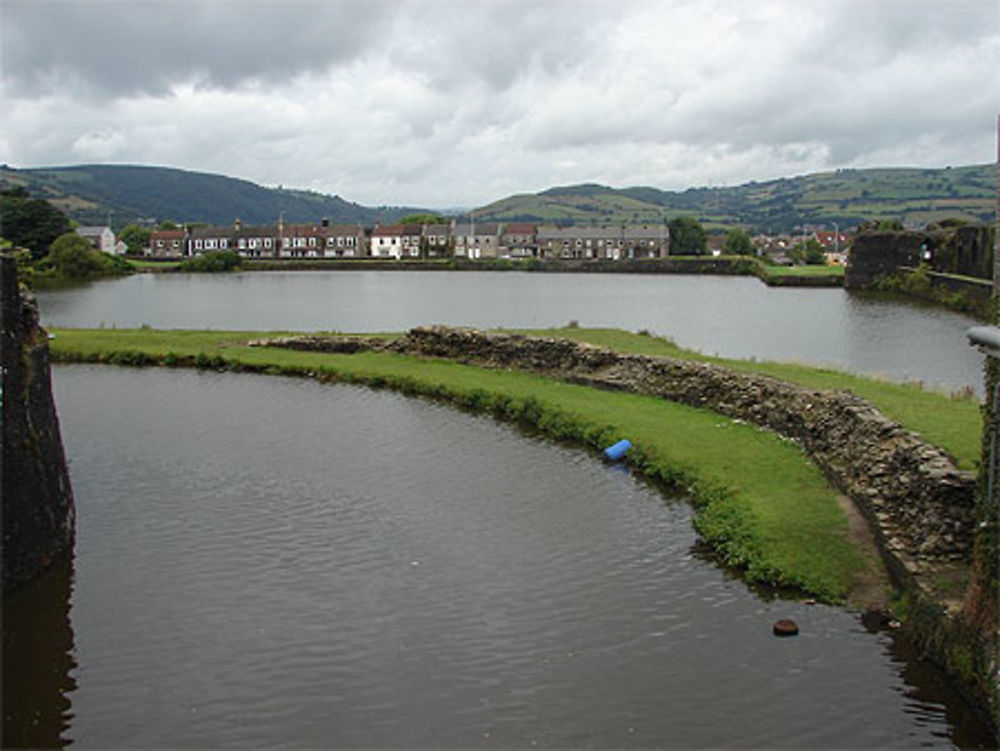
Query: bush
[[179, 250, 243, 273], [43, 233, 128, 279]]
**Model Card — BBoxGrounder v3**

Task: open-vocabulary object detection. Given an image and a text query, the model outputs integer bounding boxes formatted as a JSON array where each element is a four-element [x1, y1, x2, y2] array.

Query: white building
[[76, 225, 117, 254]]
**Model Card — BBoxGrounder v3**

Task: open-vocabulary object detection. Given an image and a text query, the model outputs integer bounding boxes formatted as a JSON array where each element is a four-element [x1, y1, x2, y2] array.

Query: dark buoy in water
[[604, 439, 632, 461], [773, 619, 799, 637]]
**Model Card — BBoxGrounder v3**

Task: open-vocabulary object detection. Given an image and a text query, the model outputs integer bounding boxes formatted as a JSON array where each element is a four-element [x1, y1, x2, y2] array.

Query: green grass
[[127, 259, 182, 270], [49, 326, 868, 602], [759, 264, 845, 278], [517, 327, 980, 471]]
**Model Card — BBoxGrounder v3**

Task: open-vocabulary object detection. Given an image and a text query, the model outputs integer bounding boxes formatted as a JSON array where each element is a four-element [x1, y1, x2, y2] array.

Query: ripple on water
[[7, 365, 984, 748]]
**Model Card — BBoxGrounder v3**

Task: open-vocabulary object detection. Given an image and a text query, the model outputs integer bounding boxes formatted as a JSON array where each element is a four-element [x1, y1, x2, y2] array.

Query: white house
[[76, 225, 117, 254]]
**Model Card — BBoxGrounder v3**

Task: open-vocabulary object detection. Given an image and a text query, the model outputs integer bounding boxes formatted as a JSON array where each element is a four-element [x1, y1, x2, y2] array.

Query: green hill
[[478, 164, 996, 233], [1, 162, 993, 234], [0, 164, 424, 229]]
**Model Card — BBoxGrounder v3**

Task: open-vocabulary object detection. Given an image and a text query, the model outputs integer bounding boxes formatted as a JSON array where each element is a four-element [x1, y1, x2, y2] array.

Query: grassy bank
[[754, 263, 845, 287], [50, 326, 873, 603], [519, 327, 980, 471]]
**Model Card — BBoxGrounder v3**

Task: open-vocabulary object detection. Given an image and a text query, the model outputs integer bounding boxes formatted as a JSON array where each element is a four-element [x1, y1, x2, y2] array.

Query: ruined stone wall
[[844, 231, 926, 289], [932, 224, 994, 280], [1, 256, 75, 593], [385, 327, 975, 569], [846, 225, 996, 291]]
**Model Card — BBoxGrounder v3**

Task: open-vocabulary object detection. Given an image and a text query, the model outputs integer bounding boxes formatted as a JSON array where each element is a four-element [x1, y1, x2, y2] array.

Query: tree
[[0, 187, 71, 260], [789, 238, 826, 265], [44, 233, 111, 278], [668, 216, 708, 255], [119, 224, 152, 255], [159, 220, 180, 230], [400, 213, 447, 225], [723, 228, 754, 256], [177, 249, 242, 272]]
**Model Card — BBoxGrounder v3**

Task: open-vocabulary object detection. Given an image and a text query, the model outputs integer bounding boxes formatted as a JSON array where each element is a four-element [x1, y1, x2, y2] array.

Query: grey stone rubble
[[254, 326, 975, 571]]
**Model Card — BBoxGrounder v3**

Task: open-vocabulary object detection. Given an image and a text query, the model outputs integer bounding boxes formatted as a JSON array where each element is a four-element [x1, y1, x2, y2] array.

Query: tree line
[[1, 187, 131, 282]]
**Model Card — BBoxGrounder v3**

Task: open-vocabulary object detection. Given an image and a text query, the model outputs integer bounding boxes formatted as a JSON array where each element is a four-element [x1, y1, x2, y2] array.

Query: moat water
[[35, 270, 983, 394], [3, 366, 994, 748]]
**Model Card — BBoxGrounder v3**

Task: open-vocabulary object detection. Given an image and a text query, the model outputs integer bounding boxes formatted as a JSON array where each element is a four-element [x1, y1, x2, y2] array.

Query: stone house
[[452, 221, 501, 259], [370, 224, 423, 258], [535, 226, 622, 259], [422, 223, 453, 257], [624, 224, 669, 258], [324, 223, 365, 257], [232, 221, 278, 257], [279, 222, 329, 258], [149, 229, 186, 257], [500, 223, 537, 257], [188, 225, 233, 254]]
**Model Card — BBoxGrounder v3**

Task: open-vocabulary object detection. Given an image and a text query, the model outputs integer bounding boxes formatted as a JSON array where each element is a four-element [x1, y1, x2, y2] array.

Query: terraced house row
[[148, 218, 671, 260]]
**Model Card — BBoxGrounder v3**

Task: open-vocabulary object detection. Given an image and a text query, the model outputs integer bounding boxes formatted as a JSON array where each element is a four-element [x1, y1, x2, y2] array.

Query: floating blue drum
[[603, 439, 632, 461]]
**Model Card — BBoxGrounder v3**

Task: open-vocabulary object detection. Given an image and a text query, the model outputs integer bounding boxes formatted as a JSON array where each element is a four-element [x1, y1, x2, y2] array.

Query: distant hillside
[[1, 162, 993, 234], [0, 164, 424, 229], [477, 164, 996, 233]]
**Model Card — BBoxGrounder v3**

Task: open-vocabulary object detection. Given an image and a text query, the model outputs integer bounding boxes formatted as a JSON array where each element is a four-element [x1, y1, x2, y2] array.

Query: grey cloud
[[1, 0, 392, 97], [385, 0, 609, 94], [1, 0, 996, 206]]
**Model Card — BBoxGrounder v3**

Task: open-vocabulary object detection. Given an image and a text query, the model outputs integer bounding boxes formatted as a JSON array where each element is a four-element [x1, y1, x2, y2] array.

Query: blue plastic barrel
[[603, 439, 632, 461]]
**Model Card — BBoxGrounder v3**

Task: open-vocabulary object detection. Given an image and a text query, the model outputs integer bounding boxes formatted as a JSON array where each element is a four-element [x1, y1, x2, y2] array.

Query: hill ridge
[[1, 162, 993, 233]]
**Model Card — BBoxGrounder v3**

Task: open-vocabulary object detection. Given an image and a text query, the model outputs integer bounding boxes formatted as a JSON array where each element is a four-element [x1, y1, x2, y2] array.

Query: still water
[[4, 366, 993, 748], [35, 270, 984, 394]]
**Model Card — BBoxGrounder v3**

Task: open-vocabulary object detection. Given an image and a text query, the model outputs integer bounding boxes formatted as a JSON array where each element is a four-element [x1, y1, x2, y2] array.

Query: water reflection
[[1, 553, 76, 749]]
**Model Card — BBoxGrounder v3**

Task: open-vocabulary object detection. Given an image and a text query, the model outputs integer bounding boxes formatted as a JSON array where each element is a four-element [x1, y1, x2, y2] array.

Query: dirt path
[[837, 494, 892, 610]]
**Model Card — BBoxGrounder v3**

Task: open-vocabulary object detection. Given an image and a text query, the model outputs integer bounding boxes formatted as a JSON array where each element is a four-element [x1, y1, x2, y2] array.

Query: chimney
[[234, 217, 242, 231], [322, 217, 329, 228]]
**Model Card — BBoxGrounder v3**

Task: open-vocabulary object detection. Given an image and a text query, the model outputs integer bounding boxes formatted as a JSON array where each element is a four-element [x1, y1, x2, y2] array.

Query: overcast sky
[[1, 0, 997, 208]]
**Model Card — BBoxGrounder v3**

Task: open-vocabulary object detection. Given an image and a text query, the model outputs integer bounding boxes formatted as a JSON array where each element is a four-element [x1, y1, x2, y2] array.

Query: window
[[220, 239, 228, 249], [156, 240, 164, 247], [264, 238, 272, 248], [195, 239, 203, 249], [308, 237, 316, 247]]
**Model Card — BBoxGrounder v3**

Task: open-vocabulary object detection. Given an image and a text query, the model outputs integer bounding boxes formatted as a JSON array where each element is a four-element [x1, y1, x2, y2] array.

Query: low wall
[[268, 326, 974, 574]]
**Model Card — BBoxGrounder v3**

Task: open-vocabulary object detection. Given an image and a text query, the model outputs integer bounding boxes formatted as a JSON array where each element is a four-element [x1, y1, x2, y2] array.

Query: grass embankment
[[522, 327, 980, 471], [127, 258, 182, 271], [50, 326, 870, 602]]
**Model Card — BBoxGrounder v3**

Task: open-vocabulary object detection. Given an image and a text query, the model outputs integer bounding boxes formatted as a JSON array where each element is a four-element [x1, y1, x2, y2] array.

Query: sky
[[1, 0, 997, 208]]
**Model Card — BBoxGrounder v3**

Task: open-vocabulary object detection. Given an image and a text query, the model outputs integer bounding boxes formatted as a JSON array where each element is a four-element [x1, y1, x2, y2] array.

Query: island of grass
[[47, 326, 980, 605]]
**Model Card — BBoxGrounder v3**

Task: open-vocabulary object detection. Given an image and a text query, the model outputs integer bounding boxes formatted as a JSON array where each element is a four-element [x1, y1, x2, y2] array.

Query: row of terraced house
[[147, 218, 671, 260]]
